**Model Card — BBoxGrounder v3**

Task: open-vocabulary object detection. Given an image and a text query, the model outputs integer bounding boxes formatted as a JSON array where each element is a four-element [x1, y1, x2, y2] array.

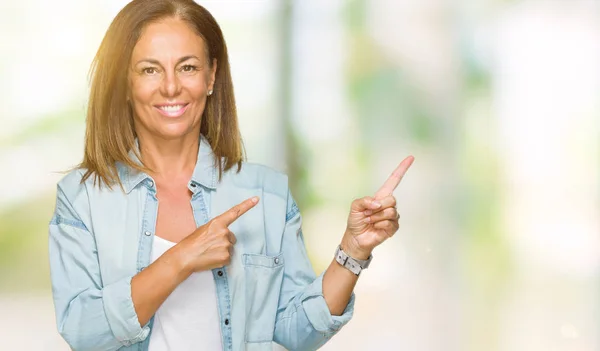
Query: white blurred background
[[0, 0, 599, 350]]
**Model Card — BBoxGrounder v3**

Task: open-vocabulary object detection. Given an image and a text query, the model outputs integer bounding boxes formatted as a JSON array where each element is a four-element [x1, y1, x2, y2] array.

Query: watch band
[[334, 245, 373, 276]]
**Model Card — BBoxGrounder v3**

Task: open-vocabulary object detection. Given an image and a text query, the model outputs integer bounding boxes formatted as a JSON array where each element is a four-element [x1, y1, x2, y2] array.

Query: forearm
[[131, 244, 191, 326], [323, 233, 371, 316], [322, 256, 359, 316]]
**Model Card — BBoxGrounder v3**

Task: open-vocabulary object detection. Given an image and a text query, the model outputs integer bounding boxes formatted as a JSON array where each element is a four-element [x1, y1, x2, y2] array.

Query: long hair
[[81, 0, 243, 189]]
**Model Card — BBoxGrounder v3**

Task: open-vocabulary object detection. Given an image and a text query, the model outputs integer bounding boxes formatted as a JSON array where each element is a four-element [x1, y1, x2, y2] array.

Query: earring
[[207, 89, 213, 96]]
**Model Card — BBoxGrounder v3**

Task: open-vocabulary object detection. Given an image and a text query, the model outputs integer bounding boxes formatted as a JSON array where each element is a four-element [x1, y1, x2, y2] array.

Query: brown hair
[[81, 0, 244, 189]]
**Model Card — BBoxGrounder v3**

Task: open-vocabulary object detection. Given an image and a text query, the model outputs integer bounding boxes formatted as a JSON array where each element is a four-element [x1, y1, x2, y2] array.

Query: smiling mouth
[[154, 103, 189, 118]]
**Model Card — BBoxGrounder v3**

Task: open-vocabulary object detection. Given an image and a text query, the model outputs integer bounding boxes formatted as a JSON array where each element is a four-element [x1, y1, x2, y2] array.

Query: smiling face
[[128, 17, 217, 141]]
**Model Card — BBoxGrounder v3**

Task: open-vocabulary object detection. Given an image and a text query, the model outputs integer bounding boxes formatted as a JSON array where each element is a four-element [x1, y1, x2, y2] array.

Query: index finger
[[215, 196, 259, 227], [374, 156, 414, 199]]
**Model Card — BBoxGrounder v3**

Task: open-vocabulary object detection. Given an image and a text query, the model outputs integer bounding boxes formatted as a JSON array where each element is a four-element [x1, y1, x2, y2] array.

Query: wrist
[[167, 244, 193, 281], [341, 234, 372, 260]]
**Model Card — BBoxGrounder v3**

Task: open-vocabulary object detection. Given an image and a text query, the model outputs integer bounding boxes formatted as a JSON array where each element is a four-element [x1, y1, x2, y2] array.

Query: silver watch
[[334, 245, 373, 276]]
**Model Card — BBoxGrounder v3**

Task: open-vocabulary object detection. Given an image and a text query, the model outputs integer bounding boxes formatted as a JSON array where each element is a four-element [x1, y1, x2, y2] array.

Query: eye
[[180, 64, 198, 72], [142, 67, 158, 75]]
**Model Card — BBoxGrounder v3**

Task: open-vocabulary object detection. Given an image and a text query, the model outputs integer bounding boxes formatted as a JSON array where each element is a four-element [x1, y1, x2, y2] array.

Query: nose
[[159, 70, 182, 97]]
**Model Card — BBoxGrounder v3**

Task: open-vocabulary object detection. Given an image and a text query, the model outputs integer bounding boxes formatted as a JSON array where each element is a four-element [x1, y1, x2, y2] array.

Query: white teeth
[[159, 105, 184, 112]]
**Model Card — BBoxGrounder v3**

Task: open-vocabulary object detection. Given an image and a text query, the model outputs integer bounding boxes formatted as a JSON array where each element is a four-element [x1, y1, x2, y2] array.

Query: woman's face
[[128, 17, 216, 141]]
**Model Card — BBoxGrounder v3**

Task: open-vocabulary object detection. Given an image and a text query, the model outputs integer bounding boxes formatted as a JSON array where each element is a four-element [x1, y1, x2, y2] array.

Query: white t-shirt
[[148, 235, 223, 351]]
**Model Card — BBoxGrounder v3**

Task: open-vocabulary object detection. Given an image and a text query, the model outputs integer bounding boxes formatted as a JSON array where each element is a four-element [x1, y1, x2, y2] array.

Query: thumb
[[350, 196, 381, 213]]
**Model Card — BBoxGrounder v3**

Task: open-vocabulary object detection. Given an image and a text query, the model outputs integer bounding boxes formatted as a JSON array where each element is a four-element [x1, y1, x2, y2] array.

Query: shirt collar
[[118, 134, 217, 194], [190, 135, 218, 190]]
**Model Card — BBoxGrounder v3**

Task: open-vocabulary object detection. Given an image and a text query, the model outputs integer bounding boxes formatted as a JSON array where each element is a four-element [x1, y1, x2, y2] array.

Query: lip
[[153, 103, 190, 118]]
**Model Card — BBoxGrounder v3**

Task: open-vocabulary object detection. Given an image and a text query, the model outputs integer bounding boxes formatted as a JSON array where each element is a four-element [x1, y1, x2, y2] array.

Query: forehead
[[132, 17, 206, 60]]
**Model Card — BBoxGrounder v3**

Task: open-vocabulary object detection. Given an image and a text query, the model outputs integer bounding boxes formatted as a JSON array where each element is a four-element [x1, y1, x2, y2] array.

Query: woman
[[48, 0, 414, 350]]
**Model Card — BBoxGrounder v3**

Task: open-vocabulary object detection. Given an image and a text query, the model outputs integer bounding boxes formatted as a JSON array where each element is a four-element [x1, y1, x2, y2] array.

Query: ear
[[125, 74, 132, 101], [208, 58, 218, 90]]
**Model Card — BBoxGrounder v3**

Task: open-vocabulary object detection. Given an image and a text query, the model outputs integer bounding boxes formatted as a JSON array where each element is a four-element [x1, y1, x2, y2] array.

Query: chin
[[152, 124, 198, 140]]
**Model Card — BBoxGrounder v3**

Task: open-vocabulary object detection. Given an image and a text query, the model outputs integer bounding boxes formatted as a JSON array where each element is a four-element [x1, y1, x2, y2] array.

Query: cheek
[[130, 78, 159, 105], [181, 76, 208, 98]]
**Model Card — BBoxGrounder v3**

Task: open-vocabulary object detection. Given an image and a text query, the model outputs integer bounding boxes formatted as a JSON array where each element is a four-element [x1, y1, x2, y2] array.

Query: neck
[[137, 130, 200, 182]]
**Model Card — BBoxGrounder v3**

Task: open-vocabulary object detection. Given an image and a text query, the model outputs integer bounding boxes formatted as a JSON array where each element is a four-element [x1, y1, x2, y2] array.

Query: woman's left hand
[[341, 156, 414, 260]]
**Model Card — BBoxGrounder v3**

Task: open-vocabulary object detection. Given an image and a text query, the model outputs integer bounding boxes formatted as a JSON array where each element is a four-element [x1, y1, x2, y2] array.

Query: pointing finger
[[215, 197, 259, 227], [374, 156, 414, 200]]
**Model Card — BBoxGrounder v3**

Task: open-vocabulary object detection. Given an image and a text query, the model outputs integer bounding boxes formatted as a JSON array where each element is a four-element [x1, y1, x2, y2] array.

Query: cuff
[[300, 272, 355, 334], [102, 275, 150, 346]]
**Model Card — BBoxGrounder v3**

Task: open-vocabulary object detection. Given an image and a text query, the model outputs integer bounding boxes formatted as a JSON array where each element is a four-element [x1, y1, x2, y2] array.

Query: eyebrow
[[135, 55, 201, 66]]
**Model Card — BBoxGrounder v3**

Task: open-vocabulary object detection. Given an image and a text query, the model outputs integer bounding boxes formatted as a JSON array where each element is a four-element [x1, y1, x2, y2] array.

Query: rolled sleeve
[[49, 184, 148, 350], [299, 273, 355, 334], [273, 188, 355, 350], [103, 276, 150, 346]]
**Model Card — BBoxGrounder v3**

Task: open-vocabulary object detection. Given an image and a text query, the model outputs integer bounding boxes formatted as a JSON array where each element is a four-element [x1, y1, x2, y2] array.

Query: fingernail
[[371, 201, 381, 209], [252, 197, 259, 203], [363, 217, 371, 223], [364, 210, 372, 216]]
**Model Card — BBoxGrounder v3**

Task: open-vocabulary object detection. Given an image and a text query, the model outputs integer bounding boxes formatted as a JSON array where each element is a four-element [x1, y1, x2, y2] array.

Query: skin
[[127, 17, 217, 248], [127, 17, 227, 326], [126, 16, 414, 327], [325, 156, 414, 315]]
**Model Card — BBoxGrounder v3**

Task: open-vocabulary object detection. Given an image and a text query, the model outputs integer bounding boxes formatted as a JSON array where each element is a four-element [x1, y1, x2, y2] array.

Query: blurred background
[[1, 0, 599, 350]]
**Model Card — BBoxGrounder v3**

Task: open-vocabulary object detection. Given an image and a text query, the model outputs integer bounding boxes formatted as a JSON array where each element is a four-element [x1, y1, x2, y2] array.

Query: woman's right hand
[[176, 196, 260, 274]]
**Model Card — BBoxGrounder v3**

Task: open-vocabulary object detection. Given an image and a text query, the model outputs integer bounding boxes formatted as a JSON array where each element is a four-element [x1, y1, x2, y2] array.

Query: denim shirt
[[48, 136, 354, 351]]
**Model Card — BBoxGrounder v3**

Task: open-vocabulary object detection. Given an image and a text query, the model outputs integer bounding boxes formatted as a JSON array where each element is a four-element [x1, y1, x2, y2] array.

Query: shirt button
[[274, 257, 279, 264], [224, 319, 229, 325], [217, 270, 223, 277], [190, 183, 197, 188], [144, 231, 151, 236], [148, 180, 154, 187]]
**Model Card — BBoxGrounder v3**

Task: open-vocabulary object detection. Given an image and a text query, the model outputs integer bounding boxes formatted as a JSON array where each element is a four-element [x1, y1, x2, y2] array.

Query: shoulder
[[57, 168, 87, 195], [224, 161, 290, 199], [53, 168, 97, 226], [51, 169, 87, 227]]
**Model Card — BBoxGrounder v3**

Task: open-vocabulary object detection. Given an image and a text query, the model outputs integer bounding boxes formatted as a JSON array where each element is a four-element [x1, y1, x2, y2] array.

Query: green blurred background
[[1, 0, 599, 350]]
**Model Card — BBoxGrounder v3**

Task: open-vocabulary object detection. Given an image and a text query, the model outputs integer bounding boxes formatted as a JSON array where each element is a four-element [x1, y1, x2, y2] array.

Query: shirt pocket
[[242, 252, 285, 343]]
